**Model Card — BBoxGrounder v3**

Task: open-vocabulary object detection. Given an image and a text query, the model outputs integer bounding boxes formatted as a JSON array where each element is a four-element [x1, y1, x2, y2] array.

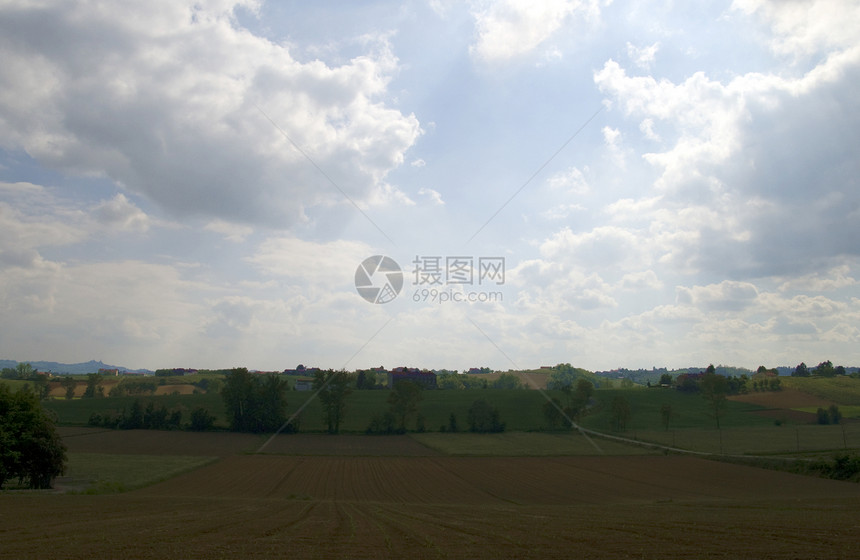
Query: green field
[[39, 385, 786, 433], [44, 392, 227, 426], [782, 376, 860, 405], [62, 453, 217, 494], [581, 388, 773, 431], [0, 378, 37, 391]]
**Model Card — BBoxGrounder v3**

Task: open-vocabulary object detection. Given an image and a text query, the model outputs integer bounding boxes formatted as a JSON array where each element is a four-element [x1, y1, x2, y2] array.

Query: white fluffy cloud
[[0, 1, 421, 227], [470, 0, 604, 62], [594, 0, 860, 278]]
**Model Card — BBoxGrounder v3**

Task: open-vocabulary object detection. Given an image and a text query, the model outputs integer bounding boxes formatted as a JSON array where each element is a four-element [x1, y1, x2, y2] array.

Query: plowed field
[[4, 453, 860, 558]]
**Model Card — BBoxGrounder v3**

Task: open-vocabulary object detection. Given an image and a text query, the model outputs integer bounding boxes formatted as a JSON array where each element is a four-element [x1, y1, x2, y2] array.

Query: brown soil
[[3, 453, 860, 559]]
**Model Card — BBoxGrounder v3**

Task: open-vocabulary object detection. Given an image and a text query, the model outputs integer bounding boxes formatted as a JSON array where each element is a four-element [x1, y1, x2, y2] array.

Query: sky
[[1, 0, 859, 373]]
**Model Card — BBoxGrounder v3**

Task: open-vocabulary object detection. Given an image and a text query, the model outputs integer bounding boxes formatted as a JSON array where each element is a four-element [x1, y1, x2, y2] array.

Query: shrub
[[467, 399, 505, 433], [188, 407, 216, 431]]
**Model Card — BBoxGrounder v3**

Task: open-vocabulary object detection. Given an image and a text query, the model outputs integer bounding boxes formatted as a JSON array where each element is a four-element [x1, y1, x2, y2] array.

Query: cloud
[[204, 219, 254, 243], [619, 269, 663, 291], [732, 0, 860, 57], [777, 265, 857, 292], [248, 235, 374, 288], [93, 194, 150, 233], [594, 14, 860, 278], [676, 280, 759, 311], [547, 166, 589, 194], [0, 1, 421, 228], [418, 187, 445, 205], [626, 41, 659, 70], [469, 0, 604, 62]]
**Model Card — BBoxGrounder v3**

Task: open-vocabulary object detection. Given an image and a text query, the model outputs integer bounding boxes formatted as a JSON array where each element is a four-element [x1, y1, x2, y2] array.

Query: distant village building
[[98, 368, 119, 376], [388, 367, 437, 389], [283, 364, 320, 376]]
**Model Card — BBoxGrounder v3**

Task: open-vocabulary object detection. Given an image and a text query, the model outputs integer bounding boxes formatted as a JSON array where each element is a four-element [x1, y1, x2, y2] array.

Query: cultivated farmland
[[3, 430, 860, 559]]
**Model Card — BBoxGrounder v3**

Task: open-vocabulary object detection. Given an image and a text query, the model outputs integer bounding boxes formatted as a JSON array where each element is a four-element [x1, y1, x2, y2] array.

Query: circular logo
[[355, 255, 403, 304]]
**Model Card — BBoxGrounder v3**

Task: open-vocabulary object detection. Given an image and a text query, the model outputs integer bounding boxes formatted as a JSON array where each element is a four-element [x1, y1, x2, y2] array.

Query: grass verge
[[61, 453, 217, 494]]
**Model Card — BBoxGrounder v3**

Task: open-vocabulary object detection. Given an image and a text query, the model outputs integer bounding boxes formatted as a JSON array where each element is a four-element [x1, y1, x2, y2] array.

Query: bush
[[366, 411, 398, 434], [467, 399, 505, 433], [188, 407, 216, 431]]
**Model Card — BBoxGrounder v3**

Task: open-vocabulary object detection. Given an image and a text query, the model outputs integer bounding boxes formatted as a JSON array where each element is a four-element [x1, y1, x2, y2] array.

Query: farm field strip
[[135, 454, 860, 506], [4, 491, 860, 559]]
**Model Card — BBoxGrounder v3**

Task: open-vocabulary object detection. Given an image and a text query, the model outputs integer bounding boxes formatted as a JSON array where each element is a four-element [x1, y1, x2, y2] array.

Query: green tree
[[82, 373, 104, 398], [467, 399, 505, 433], [2, 362, 36, 380], [189, 407, 216, 431], [793, 362, 810, 377], [387, 380, 423, 433], [447, 412, 459, 433], [491, 373, 524, 389], [660, 403, 673, 431], [314, 370, 352, 434], [829, 405, 842, 425], [542, 397, 569, 430], [0, 384, 67, 489], [32, 373, 51, 400], [659, 373, 673, 386], [815, 360, 835, 377], [610, 396, 631, 432], [437, 373, 465, 390], [60, 377, 77, 400], [547, 364, 594, 391], [701, 369, 728, 429], [221, 368, 289, 433]]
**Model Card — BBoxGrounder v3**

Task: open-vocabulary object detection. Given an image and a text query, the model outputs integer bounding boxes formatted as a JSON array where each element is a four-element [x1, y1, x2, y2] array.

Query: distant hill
[[0, 359, 152, 375]]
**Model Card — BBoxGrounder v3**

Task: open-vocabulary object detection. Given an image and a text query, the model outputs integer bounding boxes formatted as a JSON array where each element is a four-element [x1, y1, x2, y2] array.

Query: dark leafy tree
[[387, 380, 423, 433], [447, 412, 459, 433], [543, 397, 569, 429], [221, 368, 289, 433], [701, 368, 728, 429], [61, 377, 77, 400], [366, 411, 397, 434], [467, 399, 505, 433], [120, 399, 144, 429], [610, 396, 631, 431], [659, 373, 673, 386], [815, 361, 835, 377], [491, 373, 524, 389], [314, 370, 352, 434], [829, 405, 842, 425], [793, 362, 810, 377], [189, 407, 216, 431], [82, 373, 104, 398], [660, 403, 673, 431], [0, 384, 67, 489], [32, 373, 51, 400]]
